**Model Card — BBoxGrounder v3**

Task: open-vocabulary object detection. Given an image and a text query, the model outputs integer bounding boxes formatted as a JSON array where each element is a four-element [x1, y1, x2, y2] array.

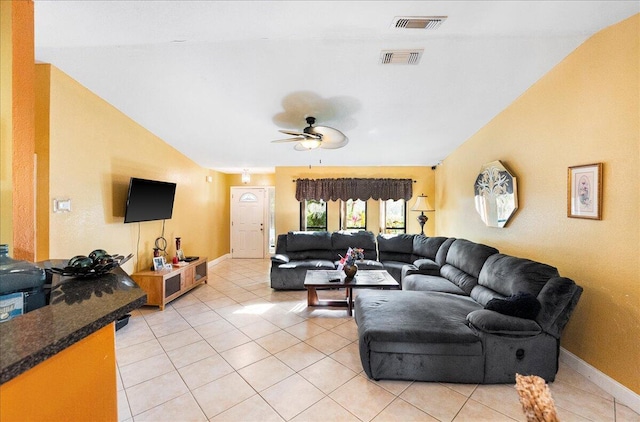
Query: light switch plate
[[53, 198, 71, 213]]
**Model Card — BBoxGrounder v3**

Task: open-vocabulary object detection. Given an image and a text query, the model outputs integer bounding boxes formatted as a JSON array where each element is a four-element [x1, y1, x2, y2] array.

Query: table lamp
[[411, 194, 435, 235]]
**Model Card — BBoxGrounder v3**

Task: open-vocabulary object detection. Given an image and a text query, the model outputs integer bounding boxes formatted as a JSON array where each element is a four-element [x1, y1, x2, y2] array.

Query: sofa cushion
[[287, 249, 336, 261], [478, 254, 559, 297], [402, 274, 467, 295], [470, 285, 504, 307], [439, 239, 498, 294], [332, 231, 377, 260], [412, 236, 448, 260], [377, 234, 414, 253], [435, 237, 456, 266], [440, 265, 479, 295], [356, 290, 482, 346], [446, 239, 498, 278], [412, 258, 439, 273], [467, 310, 543, 336], [271, 254, 290, 264], [286, 231, 332, 252], [377, 234, 414, 262], [379, 251, 413, 263], [485, 292, 541, 320]]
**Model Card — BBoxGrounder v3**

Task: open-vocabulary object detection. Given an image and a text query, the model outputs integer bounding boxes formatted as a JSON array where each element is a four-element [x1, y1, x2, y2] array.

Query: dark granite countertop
[[0, 263, 146, 384]]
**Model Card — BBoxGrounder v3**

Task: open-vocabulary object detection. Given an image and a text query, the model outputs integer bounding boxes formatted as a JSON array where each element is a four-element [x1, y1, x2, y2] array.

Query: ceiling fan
[[272, 116, 349, 151]]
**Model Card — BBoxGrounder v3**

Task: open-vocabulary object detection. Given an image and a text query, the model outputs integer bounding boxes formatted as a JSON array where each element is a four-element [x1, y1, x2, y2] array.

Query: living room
[[1, 1, 638, 420]]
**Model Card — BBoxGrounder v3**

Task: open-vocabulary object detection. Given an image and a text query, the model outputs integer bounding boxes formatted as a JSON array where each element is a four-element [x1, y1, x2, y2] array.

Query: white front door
[[231, 187, 266, 258]]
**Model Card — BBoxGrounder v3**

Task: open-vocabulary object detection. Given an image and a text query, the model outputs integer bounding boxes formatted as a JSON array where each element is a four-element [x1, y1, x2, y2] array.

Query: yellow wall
[[37, 64, 231, 273], [274, 166, 435, 235], [437, 15, 639, 393], [228, 173, 275, 187], [35, 64, 51, 261]]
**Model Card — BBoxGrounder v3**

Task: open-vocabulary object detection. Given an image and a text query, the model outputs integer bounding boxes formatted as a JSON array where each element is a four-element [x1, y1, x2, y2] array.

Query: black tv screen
[[124, 178, 177, 223]]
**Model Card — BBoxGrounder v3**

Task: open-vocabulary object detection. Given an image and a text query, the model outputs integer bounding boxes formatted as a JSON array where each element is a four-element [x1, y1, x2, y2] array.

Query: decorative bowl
[[48, 252, 133, 278]]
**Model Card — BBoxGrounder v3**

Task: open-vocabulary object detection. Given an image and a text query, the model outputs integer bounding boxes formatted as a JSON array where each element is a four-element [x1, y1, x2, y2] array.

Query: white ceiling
[[33, 1, 639, 174]]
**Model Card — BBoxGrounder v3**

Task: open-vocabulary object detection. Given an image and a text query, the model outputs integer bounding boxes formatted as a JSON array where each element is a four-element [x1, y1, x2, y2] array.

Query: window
[[381, 199, 406, 234], [300, 200, 327, 231], [341, 199, 366, 231], [239, 193, 258, 202]]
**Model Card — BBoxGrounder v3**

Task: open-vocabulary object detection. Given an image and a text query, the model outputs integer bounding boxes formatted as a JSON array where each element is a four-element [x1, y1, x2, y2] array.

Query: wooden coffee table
[[304, 269, 399, 316]]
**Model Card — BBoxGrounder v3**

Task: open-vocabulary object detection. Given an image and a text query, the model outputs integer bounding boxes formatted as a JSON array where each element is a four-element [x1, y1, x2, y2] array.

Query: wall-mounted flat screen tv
[[124, 177, 177, 223]]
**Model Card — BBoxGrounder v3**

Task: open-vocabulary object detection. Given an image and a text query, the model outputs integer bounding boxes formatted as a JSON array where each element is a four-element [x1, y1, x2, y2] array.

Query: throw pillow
[[485, 292, 541, 320]]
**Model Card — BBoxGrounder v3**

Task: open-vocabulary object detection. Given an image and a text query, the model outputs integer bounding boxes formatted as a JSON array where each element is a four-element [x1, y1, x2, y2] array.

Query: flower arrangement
[[337, 247, 364, 270]]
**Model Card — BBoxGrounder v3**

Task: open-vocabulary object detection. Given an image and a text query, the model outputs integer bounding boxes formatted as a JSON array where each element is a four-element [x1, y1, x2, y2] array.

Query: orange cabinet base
[[0, 323, 117, 422]]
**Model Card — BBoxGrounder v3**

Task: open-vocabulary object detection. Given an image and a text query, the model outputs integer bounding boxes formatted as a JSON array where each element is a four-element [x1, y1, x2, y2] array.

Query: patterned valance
[[295, 178, 413, 201]]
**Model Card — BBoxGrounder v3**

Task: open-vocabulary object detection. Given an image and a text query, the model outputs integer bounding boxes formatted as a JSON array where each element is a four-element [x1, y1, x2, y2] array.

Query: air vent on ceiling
[[379, 49, 424, 65], [392, 16, 447, 30]]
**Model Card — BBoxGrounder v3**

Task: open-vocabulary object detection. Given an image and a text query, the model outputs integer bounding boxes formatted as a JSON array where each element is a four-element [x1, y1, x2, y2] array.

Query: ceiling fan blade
[[309, 126, 347, 146], [271, 137, 305, 143], [279, 129, 304, 136], [279, 129, 321, 139], [320, 137, 349, 149]]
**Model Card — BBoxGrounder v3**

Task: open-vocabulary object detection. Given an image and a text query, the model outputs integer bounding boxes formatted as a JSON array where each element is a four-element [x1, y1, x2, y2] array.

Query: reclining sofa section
[[355, 240, 583, 384], [270, 231, 379, 290], [270, 231, 450, 290]]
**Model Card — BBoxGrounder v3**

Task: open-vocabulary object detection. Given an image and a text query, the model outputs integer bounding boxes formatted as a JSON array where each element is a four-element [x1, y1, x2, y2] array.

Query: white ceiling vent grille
[[379, 49, 424, 65], [392, 16, 447, 30]]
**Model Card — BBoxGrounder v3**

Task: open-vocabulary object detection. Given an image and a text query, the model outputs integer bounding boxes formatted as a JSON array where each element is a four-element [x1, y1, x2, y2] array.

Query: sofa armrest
[[401, 264, 436, 279], [467, 309, 542, 337], [271, 254, 290, 265], [401, 264, 419, 279]]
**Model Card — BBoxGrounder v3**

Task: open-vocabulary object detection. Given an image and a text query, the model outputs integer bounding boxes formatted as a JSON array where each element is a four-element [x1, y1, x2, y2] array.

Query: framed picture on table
[[152, 256, 166, 271], [567, 163, 602, 220]]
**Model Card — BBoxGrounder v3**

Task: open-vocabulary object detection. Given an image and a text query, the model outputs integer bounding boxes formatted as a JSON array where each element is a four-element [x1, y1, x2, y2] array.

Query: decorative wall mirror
[[474, 160, 518, 228]]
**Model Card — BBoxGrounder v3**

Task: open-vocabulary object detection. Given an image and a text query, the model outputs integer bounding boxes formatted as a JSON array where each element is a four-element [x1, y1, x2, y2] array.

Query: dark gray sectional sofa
[[355, 238, 583, 384], [270, 230, 583, 384]]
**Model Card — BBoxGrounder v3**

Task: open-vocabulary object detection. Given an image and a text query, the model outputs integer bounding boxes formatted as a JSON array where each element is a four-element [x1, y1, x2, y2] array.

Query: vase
[[343, 263, 358, 279]]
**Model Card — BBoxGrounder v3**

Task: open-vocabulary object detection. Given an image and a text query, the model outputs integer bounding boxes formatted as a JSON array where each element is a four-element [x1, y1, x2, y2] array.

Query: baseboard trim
[[559, 347, 640, 413], [208, 254, 230, 268]]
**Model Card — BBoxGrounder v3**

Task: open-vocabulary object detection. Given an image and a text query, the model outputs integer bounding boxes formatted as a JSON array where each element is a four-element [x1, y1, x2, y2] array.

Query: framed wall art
[[567, 163, 602, 220]]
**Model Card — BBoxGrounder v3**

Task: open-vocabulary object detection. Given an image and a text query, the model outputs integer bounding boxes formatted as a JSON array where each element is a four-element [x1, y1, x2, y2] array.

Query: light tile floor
[[116, 258, 639, 422]]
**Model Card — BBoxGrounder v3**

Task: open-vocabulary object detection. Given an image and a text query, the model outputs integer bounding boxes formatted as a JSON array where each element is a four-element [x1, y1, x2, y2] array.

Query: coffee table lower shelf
[[304, 269, 399, 316]]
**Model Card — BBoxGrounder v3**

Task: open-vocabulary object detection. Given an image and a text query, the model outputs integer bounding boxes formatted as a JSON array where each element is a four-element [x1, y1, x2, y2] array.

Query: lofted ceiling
[[33, 1, 639, 174]]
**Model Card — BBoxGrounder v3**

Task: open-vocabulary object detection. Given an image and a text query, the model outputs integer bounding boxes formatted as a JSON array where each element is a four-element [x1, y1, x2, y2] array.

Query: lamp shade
[[411, 195, 434, 212]]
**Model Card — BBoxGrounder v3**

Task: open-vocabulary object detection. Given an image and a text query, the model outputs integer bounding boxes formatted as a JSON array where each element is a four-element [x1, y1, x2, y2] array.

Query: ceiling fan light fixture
[[272, 116, 347, 151], [241, 169, 250, 184], [299, 139, 321, 150]]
